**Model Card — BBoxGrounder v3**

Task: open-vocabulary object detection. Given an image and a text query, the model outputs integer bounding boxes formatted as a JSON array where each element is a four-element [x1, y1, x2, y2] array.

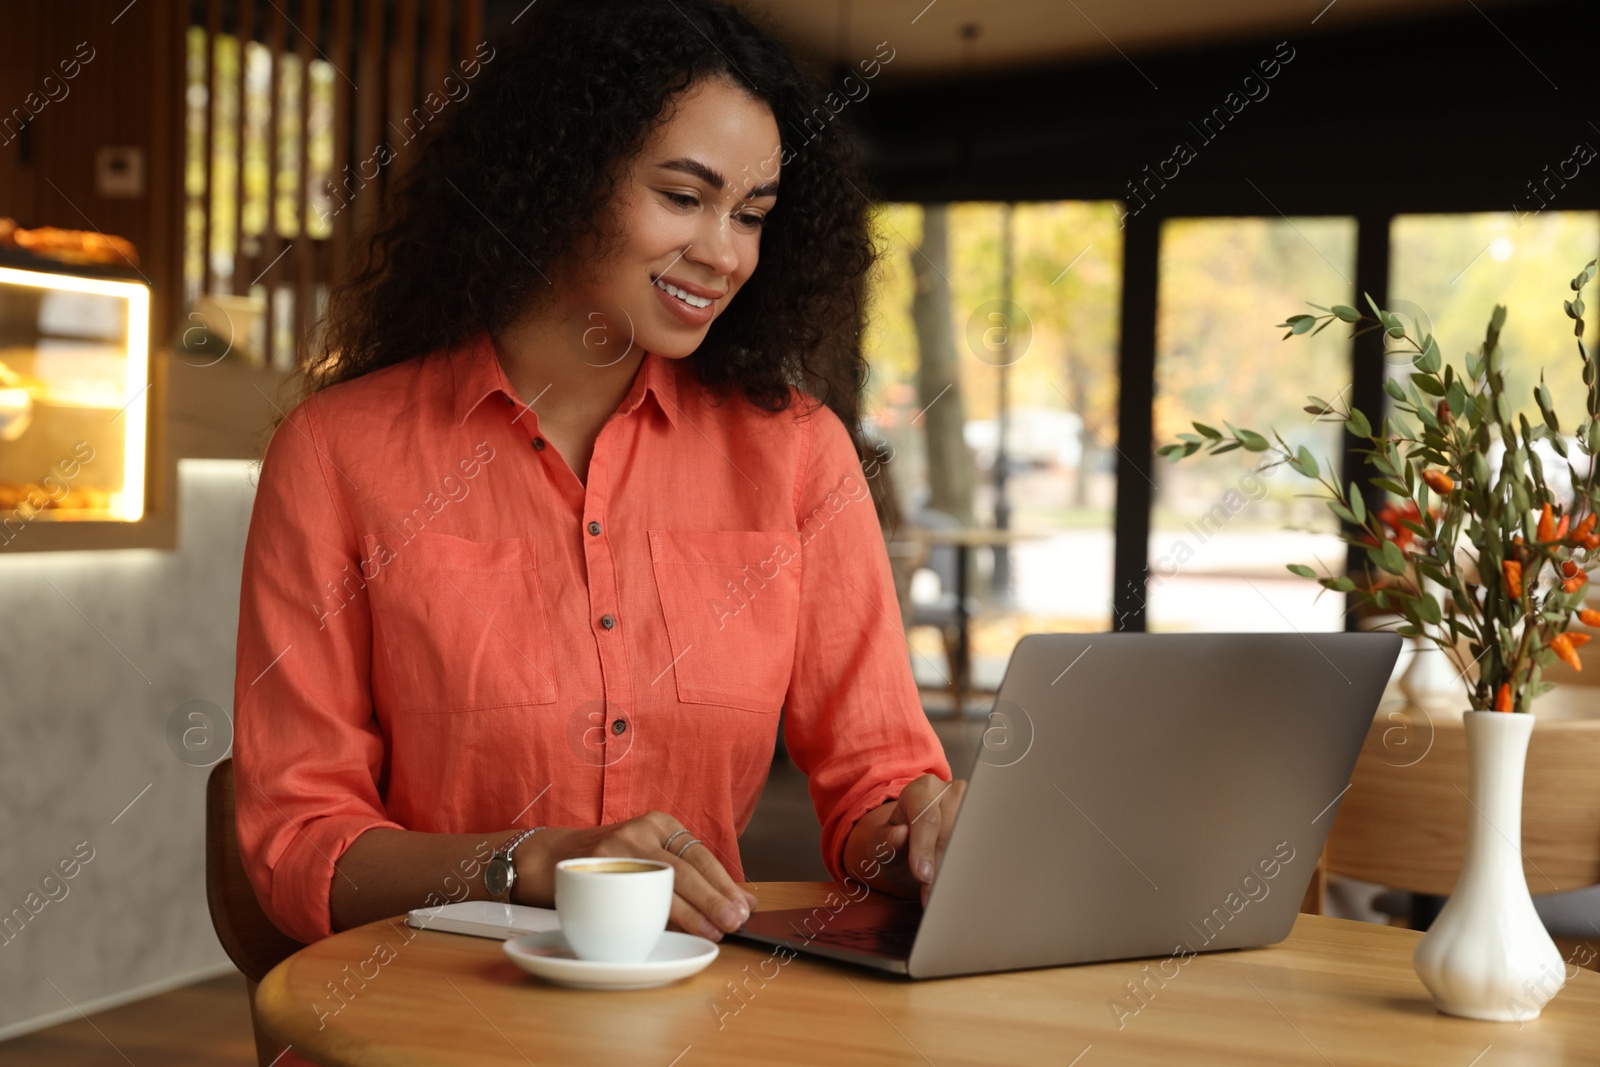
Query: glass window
[[1148, 216, 1356, 632], [864, 201, 1122, 687], [1389, 211, 1600, 434]]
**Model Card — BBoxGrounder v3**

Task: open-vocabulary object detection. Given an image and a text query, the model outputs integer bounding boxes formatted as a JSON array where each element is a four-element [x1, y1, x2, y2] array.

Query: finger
[[669, 891, 723, 941], [906, 783, 948, 883], [641, 818, 728, 937], [669, 839, 751, 934]]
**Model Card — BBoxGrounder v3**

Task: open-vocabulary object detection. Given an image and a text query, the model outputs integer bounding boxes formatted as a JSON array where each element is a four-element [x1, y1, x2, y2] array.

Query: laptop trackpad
[[740, 896, 923, 956]]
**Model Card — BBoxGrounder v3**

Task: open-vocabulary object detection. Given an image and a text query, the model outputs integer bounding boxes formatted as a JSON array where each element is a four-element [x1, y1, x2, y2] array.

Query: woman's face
[[563, 76, 781, 361]]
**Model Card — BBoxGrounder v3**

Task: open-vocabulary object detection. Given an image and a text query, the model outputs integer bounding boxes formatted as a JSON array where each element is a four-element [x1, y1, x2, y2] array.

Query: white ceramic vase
[[1413, 711, 1566, 1020]]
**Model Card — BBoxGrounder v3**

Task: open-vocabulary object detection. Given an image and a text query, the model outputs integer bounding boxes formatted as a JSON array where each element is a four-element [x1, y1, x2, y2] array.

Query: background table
[[910, 526, 1048, 715], [257, 881, 1600, 1066]]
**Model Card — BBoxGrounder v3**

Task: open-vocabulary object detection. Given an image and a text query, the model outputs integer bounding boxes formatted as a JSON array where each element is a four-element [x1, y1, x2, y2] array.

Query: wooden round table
[[256, 881, 1600, 1065]]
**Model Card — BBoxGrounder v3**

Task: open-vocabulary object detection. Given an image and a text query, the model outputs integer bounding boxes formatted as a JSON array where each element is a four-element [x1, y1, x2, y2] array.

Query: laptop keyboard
[[806, 923, 919, 955]]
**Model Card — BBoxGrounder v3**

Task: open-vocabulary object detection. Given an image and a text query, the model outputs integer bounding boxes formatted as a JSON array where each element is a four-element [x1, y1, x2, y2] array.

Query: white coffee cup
[[553, 857, 675, 962]]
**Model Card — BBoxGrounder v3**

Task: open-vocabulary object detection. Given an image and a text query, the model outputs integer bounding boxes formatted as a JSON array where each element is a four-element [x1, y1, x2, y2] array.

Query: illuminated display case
[[0, 255, 158, 550]]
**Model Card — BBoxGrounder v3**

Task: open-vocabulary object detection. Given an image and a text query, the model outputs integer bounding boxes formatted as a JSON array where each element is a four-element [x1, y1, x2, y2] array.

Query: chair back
[[205, 757, 306, 983], [1325, 707, 1600, 897]]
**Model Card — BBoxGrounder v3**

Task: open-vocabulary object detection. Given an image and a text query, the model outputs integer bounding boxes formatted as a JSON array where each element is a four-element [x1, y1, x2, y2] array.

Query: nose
[[685, 209, 741, 278]]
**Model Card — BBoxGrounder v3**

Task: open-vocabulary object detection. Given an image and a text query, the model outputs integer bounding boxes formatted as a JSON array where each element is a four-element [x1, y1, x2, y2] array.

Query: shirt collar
[[451, 330, 680, 430]]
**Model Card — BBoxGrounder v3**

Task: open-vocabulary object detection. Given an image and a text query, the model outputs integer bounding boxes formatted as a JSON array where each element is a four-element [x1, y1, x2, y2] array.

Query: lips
[[650, 274, 717, 326], [652, 271, 726, 297]]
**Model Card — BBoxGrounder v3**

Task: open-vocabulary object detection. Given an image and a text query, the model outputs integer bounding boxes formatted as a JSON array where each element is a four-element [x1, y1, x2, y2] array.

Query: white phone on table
[[406, 899, 562, 940]]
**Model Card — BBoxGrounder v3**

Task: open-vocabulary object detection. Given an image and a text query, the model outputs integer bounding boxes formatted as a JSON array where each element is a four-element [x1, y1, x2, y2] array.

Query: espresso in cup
[[554, 857, 674, 962]]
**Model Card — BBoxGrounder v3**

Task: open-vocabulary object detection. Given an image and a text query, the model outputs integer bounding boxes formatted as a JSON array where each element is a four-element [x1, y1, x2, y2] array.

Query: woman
[[234, 0, 964, 964]]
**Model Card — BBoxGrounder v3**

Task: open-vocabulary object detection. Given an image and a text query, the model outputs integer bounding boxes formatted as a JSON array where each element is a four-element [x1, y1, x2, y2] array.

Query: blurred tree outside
[[910, 204, 976, 524], [1390, 211, 1600, 435]]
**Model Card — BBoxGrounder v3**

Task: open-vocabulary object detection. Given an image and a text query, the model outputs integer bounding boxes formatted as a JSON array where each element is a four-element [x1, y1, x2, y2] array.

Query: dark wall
[[852, 0, 1599, 217]]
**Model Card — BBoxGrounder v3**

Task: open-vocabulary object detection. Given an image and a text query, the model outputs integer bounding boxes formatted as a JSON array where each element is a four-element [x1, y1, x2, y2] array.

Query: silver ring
[[674, 837, 702, 858], [662, 829, 691, 852]]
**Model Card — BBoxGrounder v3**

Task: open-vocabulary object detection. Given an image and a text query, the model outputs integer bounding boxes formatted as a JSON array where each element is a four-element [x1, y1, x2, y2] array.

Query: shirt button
[[600, 613, 616, 630], [532, 437, 546, 451], [611, 718, 627, 735], [587, 520, 602, 536]]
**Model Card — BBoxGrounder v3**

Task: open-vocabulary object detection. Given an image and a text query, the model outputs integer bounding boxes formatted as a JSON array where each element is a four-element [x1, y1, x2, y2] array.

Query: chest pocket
[[648, 529, 802, 714], [363, 530, 559, 713]]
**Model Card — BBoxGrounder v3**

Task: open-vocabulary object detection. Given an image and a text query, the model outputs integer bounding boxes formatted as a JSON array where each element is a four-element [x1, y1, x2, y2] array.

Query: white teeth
[[654, 277, 712, 309]]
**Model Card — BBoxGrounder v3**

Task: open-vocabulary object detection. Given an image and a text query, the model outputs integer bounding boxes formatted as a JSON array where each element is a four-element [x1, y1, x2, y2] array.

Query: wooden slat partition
[[203, 0, 222, 296], [328, 0, 353, 284], [261, 0, 285, 364], [354, 0, 386, 240], [230, 0, 253, 297], [387, 0, 418, 180], [293, 0, 316, 364], [185, 0, 487, 369]]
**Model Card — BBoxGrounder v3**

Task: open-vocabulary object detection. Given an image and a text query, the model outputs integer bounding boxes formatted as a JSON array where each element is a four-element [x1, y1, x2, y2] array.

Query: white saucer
[[503, 929, 719, 990]]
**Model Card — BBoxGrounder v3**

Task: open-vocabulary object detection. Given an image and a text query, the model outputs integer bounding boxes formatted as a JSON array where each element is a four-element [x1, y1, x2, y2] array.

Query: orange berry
[[1552, 633, 1583, 671], [1538, 503, 1555, 543], [1503, 560, 1523, 599], [1421, 470, 1455, 494], [1571, 633, 1593, 649], [1579, 609, 1600, 627], [1494, 683, 1512, 712]]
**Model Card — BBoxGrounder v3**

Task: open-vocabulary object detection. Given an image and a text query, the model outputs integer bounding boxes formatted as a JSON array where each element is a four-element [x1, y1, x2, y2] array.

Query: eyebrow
[[658, 157, 779, 200]]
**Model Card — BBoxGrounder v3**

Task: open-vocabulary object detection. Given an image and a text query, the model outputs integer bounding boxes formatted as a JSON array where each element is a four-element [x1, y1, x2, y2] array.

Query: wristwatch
[[485, 826, 546, 903]]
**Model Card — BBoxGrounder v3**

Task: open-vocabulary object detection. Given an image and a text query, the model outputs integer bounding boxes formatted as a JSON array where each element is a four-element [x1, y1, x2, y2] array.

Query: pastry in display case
[[0, 253, 150, 535]]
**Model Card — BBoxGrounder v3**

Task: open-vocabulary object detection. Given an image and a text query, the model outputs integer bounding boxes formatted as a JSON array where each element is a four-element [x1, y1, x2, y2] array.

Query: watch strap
[[486, 826, 545, 901]]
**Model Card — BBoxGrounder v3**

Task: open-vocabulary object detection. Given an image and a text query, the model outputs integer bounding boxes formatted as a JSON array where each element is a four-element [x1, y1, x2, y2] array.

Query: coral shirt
[[233, 330, 950, 946]]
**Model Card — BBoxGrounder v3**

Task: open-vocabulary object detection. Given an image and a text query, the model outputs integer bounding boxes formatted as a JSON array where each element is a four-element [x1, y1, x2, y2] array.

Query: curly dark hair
[[298, 0, 879, 460]]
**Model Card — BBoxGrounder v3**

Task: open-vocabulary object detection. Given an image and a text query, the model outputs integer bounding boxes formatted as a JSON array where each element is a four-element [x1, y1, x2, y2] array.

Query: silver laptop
[[730, 631, 1402, 978]]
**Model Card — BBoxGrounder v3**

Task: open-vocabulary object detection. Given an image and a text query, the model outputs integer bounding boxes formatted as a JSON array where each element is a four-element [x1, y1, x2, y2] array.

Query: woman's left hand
[[880, 774, 967, 906]]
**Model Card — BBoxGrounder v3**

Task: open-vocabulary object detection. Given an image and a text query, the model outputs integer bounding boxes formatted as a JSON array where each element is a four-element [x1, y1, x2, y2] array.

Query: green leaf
[[1379, 539, 1408, 575], [1412, 373, 1446, 396], [1348, 407, 1372, 439], [1419, 334, 1442, 372], [1296, 446, 1319, 479], [1417, 593, 1442, 625], [1331, 501, 1360, 525], [1348, 482, 1366, 523], [1287, 563, 1317, 579], [1193, 421, 1222, 439], [1374, 477, 1409, 495], [1237, 429, 1271, 452], [1384, 378, 1408, 402], [1332, 304, 1362, 323]]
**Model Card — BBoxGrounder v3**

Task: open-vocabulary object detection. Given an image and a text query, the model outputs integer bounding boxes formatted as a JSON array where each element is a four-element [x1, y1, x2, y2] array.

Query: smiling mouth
[[651, 276, 716, 309]]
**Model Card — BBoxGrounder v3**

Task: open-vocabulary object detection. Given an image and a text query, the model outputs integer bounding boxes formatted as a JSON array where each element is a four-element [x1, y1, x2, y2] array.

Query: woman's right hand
[[513, 813, 758, 941]]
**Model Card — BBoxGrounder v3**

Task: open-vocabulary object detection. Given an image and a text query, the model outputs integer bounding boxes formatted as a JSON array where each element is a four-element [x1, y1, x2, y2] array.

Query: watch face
[[485, 856, 513, 898]]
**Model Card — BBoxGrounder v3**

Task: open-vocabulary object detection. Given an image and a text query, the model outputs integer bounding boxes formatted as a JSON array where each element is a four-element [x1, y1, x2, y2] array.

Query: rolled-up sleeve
[[782, 403, 952, 882], [233, 396, 404, 945]]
